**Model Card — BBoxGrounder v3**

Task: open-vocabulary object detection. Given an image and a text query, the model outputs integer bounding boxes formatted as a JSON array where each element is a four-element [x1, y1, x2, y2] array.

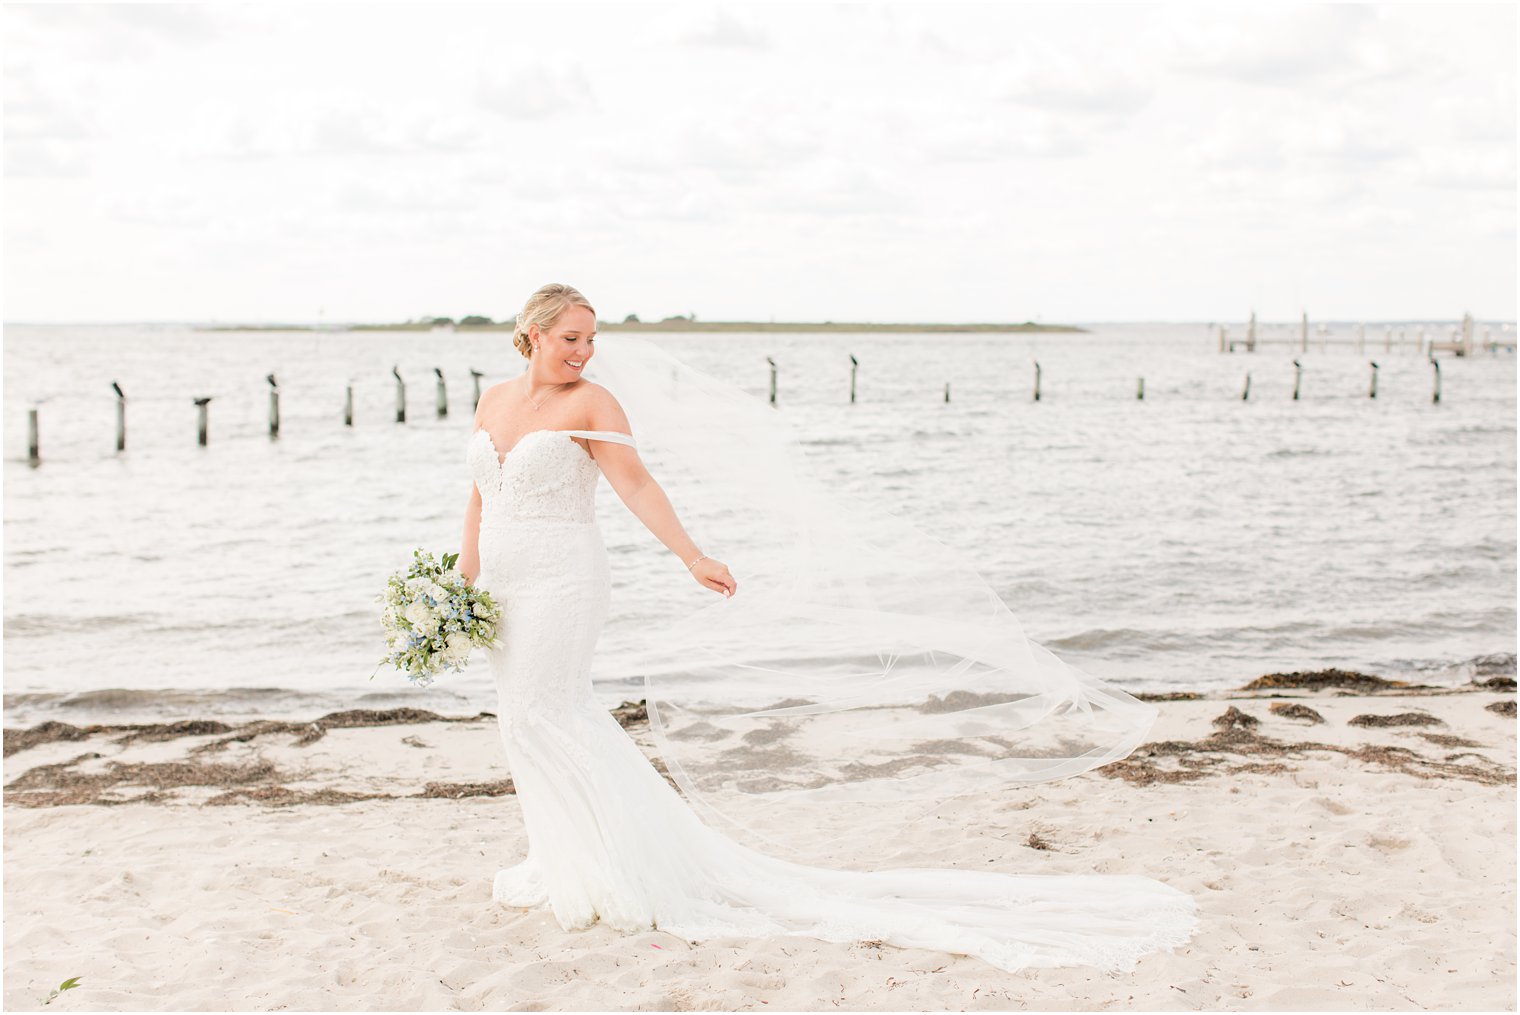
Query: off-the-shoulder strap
[[563, 429, 636, 447]]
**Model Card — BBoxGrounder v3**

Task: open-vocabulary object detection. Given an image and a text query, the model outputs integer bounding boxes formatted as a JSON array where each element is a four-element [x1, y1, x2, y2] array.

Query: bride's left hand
[[691, 558, 736, 598]]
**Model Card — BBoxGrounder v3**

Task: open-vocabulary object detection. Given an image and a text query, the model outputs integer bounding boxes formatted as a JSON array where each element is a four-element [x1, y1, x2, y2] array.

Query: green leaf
[[58, 977, 82, 991]]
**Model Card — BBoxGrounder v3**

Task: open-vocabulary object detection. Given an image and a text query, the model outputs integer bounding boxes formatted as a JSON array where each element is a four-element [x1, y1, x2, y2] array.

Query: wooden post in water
[[944, 382, 950, 403], [112, 381, 126, 451], [1241, 373, 1251, 401], [1462, 312, 1474, 357], [1136, 377, 1144, 400], [1248, 310, 1257, 352], [848, 355, 857, 404], [1300, 311, 1308, 353], [344, 384, 354, 426], [1430, 357, 1441, 404], [27, 407, 39, 463], [470, 370, 484, 411], [1291, 359, 1303, 400], [1220, 326, 1229, 352], [434, 368, 448, 418], [1369, 361, 1379, 399], [392, 365, 406, 422], [766, 357, 777, 406], [1032, 361, 1041, 402], [267, 373, 279, 437], [194, 397, 212, 445]]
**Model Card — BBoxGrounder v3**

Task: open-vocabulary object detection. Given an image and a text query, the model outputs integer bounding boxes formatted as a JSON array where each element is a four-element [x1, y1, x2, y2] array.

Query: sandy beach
[[4, 671, 1514, 1012]]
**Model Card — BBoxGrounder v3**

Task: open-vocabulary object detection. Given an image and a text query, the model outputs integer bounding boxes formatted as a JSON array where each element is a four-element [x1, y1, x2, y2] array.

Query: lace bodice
[[468, 428, 636, 524]]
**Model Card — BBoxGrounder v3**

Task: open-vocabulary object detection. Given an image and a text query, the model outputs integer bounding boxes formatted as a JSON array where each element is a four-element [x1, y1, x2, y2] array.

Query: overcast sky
[[4, 2, 1515, 325]]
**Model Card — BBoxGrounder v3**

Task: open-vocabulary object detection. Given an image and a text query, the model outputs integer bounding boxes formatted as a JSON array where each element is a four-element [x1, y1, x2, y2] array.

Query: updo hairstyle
[[512, 283, 596, 359]]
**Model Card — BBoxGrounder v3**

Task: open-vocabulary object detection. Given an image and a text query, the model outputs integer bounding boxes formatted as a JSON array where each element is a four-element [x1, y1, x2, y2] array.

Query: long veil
[[583, 336, 1157, 868]]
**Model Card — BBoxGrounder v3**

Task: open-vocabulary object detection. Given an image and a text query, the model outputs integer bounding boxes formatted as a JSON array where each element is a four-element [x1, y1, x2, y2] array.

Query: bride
[[458, 282, 1199, 974]]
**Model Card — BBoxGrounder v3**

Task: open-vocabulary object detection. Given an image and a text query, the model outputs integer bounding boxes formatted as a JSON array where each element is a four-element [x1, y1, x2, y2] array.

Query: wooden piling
[[1032, 361, 1041, 402], [1242, 373, 1251, 401], [1137, 377, 1144, 400], [1369, 361, 1379, 399], [1300, 311, 1308, 353], [435, 368, 448, 418], [1430, 357, 1441, 404], [1291, 359, 1302, 401], [267, 373, 279, 437], [392, 366, 406, 422], [194, 397, 212, 446], [470, 370, 484, 411], [848, 354, 857, 404], [112, 381, 126, 451], [344, 385, 353, 426], [27, 407, 39, 463], [944, 382, 950, 403], [1247, 310, 1257, 352], [766, 357, 777, 406]]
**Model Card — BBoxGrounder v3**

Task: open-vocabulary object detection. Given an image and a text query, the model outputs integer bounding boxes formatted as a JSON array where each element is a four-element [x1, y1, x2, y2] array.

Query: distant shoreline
[[200, 319, 1088, 334]]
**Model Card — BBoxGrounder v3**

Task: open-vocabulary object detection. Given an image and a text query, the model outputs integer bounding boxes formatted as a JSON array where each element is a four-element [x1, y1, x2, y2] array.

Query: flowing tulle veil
[[582, 335, 1159, 869]]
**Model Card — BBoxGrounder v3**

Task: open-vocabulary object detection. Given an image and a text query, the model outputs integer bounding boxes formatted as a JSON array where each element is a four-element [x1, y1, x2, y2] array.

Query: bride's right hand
[[691, 557, 736, 598]]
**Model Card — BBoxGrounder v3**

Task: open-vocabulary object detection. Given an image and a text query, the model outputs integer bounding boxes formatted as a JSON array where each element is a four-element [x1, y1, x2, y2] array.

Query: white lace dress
[[469, 426, 1200, 973]]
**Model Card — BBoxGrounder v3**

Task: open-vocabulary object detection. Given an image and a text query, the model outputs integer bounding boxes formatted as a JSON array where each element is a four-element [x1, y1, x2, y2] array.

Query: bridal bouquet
[[373, 549, 502, 687]]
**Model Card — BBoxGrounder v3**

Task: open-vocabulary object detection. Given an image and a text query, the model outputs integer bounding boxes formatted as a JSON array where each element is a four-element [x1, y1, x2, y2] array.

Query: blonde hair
[[512, 283, 596, 359]]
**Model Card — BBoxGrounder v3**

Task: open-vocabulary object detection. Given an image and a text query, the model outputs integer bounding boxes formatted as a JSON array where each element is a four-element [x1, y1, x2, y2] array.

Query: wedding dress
[[468, 424, 1200, 974]]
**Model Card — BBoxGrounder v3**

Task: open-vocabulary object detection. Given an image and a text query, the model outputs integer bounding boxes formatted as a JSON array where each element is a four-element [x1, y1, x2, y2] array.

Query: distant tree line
[[407, 312, 698, 327]]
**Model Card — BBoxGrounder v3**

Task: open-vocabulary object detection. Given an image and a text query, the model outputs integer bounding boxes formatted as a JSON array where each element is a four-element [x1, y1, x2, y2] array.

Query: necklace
[[524, 378, 573, 412]]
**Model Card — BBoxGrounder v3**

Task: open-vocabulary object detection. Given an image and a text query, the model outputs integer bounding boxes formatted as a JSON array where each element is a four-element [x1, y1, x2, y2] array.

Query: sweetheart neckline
[[473, 428, 592, 468]]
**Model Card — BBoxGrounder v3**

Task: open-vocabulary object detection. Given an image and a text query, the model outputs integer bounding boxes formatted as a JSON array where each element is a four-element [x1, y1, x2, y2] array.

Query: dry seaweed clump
[[1238, 668, 1429, 693], [1269, 702, 1325, 724], [1211, 706, 1260, 731], [3, 707, 495, 760], [1099, 707, 1514, 788], [6, 754, 283, 807], [415, 779, 516, 799], [1348, 712, 1445, 728], [612, 699, 649, 728], [1486, 700, 1517, 718]]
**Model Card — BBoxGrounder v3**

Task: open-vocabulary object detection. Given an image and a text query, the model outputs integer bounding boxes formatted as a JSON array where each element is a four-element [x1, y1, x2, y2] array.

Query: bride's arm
[[585, 385, 737, 597], [460, 482, 482, 585], [459, 397, 489, 585]]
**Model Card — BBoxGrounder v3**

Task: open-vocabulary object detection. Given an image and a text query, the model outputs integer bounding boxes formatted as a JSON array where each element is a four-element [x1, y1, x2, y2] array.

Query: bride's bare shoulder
[[578, 381, 632, 431], [474, 377, 521, 425]]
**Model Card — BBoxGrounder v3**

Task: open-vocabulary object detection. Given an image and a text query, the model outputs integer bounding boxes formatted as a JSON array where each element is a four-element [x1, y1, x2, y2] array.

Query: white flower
[[444, 632, 472, 663], [404, 600, 437, 631]]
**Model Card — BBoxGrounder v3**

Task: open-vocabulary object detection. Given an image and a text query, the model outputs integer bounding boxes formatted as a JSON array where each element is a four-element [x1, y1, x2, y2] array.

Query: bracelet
[[686, 553, 708, 570]]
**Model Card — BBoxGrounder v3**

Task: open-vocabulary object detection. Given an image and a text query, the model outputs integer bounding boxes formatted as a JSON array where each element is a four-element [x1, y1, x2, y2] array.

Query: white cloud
[[476, 65, 598, 121], [2, 2, 1513, 323], [670, 6, 770, 49]]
